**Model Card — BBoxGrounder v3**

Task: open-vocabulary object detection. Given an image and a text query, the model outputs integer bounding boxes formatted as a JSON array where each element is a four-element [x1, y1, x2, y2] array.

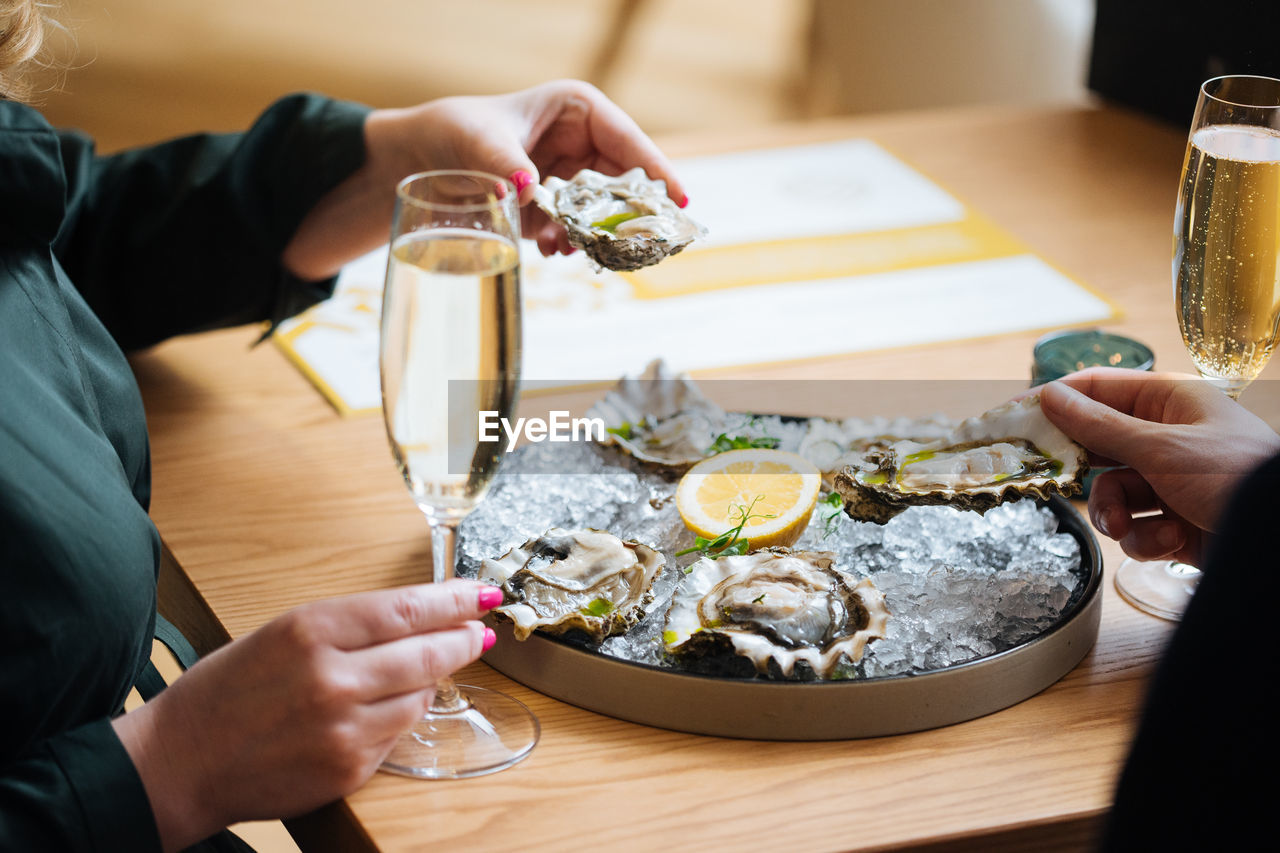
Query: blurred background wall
[[31, 0, 1095, 153]]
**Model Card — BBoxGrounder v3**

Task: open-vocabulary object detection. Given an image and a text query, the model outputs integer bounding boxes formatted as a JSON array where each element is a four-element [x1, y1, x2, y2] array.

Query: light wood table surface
[[133, 102, 1276, 852]]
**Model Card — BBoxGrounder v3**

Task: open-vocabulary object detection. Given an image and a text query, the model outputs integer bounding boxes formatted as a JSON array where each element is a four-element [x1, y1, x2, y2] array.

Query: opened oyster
[[833, 396, 1087, 524], [586, 359, 727, 467], [798, 413, 956, 486], [480, 528, 665, 642], [532, 167, 706, 271], [664, 548, 889, 679]]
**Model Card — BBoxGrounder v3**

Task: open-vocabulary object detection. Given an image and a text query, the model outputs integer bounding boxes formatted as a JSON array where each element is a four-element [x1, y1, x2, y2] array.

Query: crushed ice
[[457, 420, 1085, 681]]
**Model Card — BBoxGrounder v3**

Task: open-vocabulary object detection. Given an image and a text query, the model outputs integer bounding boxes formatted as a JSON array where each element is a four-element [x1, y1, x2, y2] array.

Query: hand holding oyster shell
[[532, 168, 706, 271]]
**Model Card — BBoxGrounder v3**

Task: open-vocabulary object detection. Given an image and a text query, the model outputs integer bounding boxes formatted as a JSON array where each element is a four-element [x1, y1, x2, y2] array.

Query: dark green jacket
[[1, 94, 369, 851]]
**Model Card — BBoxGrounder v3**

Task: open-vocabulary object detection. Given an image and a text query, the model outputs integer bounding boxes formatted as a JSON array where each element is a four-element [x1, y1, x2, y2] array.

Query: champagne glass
[[379, 170, 539, 777], [1115, 75, 1280, 620]]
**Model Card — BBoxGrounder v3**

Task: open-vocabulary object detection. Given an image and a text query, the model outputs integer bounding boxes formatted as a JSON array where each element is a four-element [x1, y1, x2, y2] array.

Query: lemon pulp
[[675, 449, 822, 550]]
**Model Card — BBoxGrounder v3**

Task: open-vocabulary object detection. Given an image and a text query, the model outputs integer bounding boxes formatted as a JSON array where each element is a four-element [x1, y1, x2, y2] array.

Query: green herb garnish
[[591, 211, 642, 233], [707, 433, 782, 454], [580, 598, 615, 618], [675, 494, 775, 559], [819, 491, 844, 539], [606, 421, 634, 440], [751, 593, 766, 604]]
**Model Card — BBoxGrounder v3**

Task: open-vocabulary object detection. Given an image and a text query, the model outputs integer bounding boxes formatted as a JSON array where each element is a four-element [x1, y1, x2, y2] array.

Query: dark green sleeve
[[51, 94, 372, 350], [0, 719, 161, 852]]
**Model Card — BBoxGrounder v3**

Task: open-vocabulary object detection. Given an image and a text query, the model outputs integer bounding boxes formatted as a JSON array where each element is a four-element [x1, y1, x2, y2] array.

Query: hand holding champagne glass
[[1116, 75, 1280, 620], [379, 170, 538, 778]]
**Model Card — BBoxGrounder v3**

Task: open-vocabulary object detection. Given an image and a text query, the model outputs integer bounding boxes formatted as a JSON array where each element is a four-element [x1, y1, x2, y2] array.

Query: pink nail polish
[[482, 627, 497, 652], [510, 170, 533, 194], [478, 586, 504, 610], [678, 194, 689, 208]]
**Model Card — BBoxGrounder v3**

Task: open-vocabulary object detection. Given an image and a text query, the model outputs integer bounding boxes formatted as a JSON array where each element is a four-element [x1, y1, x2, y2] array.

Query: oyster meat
[[833, 396, 1087, 524], [480, 528, 665, 642], [586, 359, 727, 467], [533, 167, 706, 271], [663, 548, 889, 679], [798, 413, 955, 486]]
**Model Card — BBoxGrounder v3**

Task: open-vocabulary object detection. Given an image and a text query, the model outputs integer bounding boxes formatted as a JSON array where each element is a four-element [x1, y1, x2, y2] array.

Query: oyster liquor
[[478, 411, 607, 453]]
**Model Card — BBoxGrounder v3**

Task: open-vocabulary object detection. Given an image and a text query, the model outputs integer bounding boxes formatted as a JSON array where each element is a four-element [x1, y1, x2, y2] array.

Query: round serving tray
[[482, 497, 1101, 740]]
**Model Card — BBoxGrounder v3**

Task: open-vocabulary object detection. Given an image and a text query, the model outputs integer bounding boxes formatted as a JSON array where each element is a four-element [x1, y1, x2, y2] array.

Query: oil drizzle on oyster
[[532, 167, 706, 271], [834, 396, 1087, 524]]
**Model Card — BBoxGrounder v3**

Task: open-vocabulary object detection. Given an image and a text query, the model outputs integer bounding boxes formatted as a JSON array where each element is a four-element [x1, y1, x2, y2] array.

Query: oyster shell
[[586, 359, 727, 467], [833, 396, 1087, 524], [480, 528, 665, 642], [532, 167, 706, 271], [663, 548, 889, 679]]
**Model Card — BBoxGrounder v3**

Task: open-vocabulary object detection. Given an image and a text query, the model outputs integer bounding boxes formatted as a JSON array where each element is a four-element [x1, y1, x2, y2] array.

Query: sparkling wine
[[380, 228, 521, 520], [1175, 124, 1280, 395]]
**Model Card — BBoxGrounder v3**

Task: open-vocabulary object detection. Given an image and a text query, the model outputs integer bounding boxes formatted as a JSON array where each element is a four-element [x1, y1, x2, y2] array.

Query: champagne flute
[[1115, 75, 1280, 620], [379, 170, 539, 777]]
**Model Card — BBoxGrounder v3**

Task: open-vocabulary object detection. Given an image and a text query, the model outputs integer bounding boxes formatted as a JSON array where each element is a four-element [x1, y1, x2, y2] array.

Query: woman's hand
[[388, 80, 687, 256], [113, 579, 500, 852], [284, 80, 685, 278], [1037, 367, 1280, 566]]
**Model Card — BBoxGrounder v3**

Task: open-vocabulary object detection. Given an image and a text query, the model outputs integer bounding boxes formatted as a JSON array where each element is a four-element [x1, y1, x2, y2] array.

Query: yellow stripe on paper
[[623, 213, 1026, 300], [272, 320, 380, 418]]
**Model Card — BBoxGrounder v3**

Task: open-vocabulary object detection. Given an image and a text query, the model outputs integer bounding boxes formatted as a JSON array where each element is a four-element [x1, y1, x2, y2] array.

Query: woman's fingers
[[578, 85, 686, 204], [301, 580, 498, 650], [348, 622, 490, 702], [518, 80, 686, 205]]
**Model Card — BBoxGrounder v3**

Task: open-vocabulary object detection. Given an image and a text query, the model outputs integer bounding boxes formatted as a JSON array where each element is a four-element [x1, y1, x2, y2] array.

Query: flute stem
[[427, 520, 472, 713]]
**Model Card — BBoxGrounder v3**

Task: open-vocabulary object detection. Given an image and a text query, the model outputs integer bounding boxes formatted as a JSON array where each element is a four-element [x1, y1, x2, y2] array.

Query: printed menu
[[273, 139, 1115, 415]]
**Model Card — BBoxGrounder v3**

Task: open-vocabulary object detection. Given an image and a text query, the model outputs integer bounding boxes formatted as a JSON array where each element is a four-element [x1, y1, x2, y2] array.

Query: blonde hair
[[0, 1, 51, 101]]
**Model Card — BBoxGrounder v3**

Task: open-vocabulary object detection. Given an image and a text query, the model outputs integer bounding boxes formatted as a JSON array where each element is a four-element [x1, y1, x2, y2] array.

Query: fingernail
[[1156, 523, 1181, 552], [677, 193, 689, 208], [493, 180, 508, 200], [510, 170, 533, 194], [478, 586, 504, 610], [482, 627, 497, 652], [1095, 511, 1111, 538]]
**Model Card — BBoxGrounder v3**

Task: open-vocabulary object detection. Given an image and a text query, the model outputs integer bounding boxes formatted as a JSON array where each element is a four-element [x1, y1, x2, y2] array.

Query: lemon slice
[[676, 449, 823, 551]]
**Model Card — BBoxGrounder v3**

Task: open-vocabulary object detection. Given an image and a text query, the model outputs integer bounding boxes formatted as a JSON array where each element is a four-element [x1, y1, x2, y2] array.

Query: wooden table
[[133, 102, 1272, 852]]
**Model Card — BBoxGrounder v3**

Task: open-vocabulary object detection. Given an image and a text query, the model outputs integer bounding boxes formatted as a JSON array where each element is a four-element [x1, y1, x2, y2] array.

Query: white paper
[[274, 140, 1113, 411]]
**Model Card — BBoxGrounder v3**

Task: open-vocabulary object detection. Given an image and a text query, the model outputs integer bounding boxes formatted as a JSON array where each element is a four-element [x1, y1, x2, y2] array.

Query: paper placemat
[[273, 139, 1117, 415]]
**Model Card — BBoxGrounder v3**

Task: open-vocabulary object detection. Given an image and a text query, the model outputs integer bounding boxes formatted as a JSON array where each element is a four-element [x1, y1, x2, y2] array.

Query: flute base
[[1114, 558, 1200, 622], [380, 685, 540, 779]]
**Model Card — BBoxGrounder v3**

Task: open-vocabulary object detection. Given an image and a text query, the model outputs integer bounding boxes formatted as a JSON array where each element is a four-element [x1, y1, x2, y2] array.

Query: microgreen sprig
[[706, 433, 782, 454], [819, 491, 844, 539], [677, 494, 776, 560]]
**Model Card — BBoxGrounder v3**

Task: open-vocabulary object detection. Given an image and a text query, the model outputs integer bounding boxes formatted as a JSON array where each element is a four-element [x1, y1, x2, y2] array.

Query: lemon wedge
[[676, 449, 823, 551]]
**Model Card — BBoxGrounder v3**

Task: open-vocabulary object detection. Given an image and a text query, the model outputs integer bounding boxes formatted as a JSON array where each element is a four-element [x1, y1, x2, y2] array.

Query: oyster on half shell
[[798, 413, 956, 487], [833, 396, 1087, 524], [532, 167, 706, 271], [586, 359, 727, 467], [480, 528, 665, 642], [663, 548, 889, 679]]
